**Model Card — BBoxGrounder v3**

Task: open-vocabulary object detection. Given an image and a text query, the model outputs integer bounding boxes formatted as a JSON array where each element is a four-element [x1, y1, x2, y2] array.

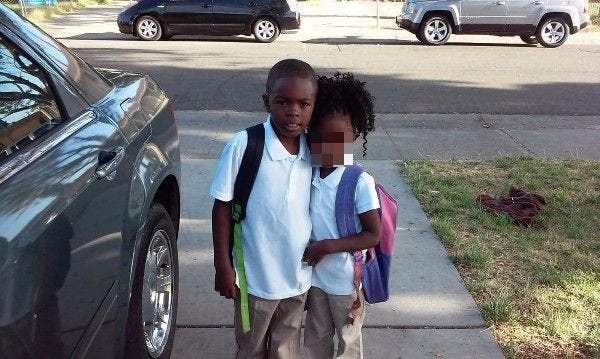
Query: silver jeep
[[396, 0, 591, 47]]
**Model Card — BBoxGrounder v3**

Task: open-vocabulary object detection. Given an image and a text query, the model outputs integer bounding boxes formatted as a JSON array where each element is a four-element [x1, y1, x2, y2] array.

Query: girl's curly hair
[[310, 72, 375, 156]]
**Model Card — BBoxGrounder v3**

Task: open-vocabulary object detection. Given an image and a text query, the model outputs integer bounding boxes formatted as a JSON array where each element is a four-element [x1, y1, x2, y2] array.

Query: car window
[[0, 5, 112, 104], [0, 36, 62, 161]]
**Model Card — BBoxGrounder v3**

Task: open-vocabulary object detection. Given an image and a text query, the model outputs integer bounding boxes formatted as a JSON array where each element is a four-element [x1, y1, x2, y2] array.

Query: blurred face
[[310, 111, 354, 168], [263, 76, 316, 140]]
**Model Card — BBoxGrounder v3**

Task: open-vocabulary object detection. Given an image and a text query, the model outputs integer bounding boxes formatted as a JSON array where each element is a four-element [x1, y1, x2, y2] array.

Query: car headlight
[[404, 3, 417, 15]]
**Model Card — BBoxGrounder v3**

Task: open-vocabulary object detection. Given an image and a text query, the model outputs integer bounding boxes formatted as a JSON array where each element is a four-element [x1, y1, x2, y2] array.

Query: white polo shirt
[[310, 166, 380, 295], [209, 118, 313, 299]]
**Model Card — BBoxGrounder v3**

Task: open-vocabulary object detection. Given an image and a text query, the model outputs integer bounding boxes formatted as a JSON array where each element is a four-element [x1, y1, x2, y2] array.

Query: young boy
[[210, 59, 317, 358]]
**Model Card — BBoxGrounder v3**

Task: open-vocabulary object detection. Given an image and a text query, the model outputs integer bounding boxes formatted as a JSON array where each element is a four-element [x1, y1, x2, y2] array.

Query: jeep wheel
[[519, 34, 538, 45], [536, 17, 569, 48], [125, 203, 178, 358], [419, 16, 452, 45]]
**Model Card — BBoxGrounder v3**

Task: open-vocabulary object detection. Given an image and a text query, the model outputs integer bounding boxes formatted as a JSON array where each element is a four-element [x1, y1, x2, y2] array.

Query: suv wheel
[[125, 203, 178, 358], [253, 17, 280, 43], [519, 34, 538, 45], [419, 15, 452, 45], [136, 16, 162, 41], [536, 17, 569, 48]]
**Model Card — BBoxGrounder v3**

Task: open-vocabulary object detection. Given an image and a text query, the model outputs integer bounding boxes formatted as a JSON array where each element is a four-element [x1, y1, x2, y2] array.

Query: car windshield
[[0, 4, 113, 105]]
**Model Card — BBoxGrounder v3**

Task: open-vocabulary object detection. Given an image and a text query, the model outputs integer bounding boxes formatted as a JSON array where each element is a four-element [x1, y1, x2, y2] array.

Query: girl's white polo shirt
[[209, 118, 312, 300], [310, 166, 380, 295]]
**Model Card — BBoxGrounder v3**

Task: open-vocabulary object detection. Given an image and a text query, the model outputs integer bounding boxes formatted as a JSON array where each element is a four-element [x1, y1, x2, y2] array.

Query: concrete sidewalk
[[167, 110, 598, 359]]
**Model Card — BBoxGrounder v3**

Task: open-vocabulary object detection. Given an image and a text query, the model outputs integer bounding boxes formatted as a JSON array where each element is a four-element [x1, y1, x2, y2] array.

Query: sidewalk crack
[[497, 127, 536, 155], [478, 114, 534, 155]]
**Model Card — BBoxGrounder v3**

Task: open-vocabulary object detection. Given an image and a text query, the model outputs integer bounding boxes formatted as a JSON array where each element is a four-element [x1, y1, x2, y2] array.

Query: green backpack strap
[[232, 123, 265, 333]]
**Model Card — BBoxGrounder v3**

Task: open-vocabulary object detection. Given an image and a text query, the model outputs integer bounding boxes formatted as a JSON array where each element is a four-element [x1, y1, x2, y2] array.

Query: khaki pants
[[304, 286, 365, 359], [234, 292, 308, 359]]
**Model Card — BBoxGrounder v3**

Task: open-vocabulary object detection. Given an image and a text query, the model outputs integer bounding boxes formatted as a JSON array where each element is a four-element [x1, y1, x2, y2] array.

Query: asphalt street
[[43, 1, 600, 115]]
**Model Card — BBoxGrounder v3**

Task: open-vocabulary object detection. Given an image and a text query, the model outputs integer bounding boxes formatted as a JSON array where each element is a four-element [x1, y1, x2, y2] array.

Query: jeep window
[[0, 36, 62, 161]]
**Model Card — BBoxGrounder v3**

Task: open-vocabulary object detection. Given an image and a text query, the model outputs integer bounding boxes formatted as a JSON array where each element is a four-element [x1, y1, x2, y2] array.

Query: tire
[[416, 31, 426, 43], [536, 16, 569, 48], [125, 203, 178, 359], [519, 34, 538, 45], [419, 15, 452, 45], [136, 15, 162, 41], [253, 17, 280, 43]]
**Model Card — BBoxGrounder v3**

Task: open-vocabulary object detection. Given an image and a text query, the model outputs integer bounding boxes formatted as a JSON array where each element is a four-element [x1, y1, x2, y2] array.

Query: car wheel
[[419, 15, 452, 45], [136, 16, 162, 41], [125, 203, 178, 358], [253, 17, 280, 43], [536, 16, 569, 48], [416, 31, 426, 43], [519, 34, 538, 45]]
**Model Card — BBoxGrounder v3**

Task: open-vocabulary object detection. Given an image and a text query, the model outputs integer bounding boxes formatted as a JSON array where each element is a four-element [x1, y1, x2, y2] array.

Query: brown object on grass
[[477, 186, 546, 227]]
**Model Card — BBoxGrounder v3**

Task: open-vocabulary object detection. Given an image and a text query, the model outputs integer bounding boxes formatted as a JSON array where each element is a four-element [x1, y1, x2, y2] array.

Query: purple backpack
[[335, 164, 398, 304]]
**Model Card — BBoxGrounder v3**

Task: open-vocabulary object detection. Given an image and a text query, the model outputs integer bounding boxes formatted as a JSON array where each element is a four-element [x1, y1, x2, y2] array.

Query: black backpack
[[229, 123, 264, 333]]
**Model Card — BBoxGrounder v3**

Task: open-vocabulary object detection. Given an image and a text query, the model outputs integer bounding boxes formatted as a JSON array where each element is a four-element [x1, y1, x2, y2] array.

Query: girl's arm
[[303, 209, 380, 267]]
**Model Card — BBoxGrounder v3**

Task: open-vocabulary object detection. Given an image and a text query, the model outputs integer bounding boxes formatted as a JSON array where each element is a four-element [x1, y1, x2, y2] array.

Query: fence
[[590, 1, 600, 19]]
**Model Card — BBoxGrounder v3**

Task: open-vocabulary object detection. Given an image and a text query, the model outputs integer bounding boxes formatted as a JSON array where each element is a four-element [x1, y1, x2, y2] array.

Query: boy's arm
[[303, 209, 380, 267], [212, 199, 237, 299]]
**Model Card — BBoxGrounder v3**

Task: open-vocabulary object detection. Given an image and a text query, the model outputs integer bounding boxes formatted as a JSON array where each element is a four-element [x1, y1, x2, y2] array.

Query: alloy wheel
[[541, 21, 566, 45], [142, 229, 174, 358], [255, 20, 276, 41], [424, 19, 448, 44], [138, 19, 159, 40]]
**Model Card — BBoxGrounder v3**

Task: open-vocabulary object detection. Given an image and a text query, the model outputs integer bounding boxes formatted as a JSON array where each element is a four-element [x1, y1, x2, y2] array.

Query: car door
[[506, 0, 545, 32], [460, 0, 507, 32], [0, 33, 129, 357], [212, 0, 257, 34], [163, 0, 214, 34]]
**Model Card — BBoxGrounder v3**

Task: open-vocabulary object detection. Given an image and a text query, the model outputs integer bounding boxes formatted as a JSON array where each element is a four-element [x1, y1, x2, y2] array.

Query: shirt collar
[[263, 115, 309, 162], [312, 166, 346, 189]]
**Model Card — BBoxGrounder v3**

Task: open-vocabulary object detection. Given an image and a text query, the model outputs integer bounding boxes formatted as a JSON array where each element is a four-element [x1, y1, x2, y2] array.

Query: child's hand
[[302, 240, 331, 266], [214, 265, 237, 299]]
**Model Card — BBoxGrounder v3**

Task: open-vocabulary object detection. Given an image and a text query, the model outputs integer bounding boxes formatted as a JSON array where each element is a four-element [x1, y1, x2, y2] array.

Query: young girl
[[303, 72, 381, 359]]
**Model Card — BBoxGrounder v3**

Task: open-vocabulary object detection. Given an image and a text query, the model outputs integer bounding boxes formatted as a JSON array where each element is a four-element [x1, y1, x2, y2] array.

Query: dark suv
[[1, 4, 180, 358], [118, 0, 301, 42]]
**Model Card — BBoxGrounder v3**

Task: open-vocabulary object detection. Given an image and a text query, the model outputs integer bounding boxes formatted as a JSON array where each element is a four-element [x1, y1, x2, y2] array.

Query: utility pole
[[19, 0, 27, 17], [376, 0, 380, 28]]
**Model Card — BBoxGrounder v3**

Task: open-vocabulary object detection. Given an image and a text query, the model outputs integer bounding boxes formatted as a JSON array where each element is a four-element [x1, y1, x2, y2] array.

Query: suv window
[[0, 36, 62, 160]]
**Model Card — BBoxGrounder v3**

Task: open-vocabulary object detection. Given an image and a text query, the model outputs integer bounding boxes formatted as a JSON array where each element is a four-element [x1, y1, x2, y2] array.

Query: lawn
[[401, 157, 599, 359]]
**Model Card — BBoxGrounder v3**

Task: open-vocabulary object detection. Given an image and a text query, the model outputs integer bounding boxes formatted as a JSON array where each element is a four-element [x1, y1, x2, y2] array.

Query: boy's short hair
[[265, 59, 317, 94]]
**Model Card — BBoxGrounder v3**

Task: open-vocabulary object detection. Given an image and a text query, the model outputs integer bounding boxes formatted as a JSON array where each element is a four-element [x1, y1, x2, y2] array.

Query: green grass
[[401, 157, 600, 359]]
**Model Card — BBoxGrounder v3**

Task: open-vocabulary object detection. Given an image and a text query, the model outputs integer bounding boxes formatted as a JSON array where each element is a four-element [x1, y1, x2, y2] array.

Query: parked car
[[117, 0, 301, 42], [0, 4, 181, 358], [396, 0, 590, 47]]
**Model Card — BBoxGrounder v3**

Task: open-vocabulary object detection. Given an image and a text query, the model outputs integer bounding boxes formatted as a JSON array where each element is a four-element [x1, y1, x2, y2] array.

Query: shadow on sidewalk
[[303, 37, 534, 47]]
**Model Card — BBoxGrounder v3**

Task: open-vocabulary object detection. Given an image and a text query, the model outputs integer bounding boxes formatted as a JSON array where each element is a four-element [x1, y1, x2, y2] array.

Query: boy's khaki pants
[[234, 292, 308, 359], [304, 286, 365, 359]]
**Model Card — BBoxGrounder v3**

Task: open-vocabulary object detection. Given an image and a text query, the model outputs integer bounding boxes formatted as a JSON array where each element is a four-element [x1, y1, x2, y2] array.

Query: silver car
[[396, 0, 591, 47]]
